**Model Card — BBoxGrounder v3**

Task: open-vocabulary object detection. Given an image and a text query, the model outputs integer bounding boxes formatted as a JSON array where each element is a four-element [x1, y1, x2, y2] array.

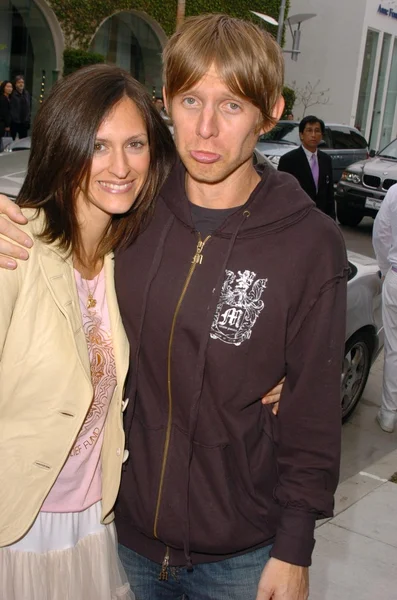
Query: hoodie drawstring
[[183, 211, 250, 569], [123, 214, 175, 462]]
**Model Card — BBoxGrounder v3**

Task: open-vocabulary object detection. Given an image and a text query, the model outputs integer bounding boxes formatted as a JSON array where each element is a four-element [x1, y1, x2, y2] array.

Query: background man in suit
[[278, 115, 335, 219]]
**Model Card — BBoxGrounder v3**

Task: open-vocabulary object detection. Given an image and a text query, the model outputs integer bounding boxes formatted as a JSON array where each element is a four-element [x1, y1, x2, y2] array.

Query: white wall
[[284, 0, 366, 123], [285, 0, 397, 131]]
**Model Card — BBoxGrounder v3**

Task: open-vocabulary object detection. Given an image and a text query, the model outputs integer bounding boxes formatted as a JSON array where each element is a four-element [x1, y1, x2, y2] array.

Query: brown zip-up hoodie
[[114, 159, 348, 570]]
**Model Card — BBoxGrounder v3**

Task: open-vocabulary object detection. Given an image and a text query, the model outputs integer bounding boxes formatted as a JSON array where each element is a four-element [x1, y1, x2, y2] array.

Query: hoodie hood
[[158, 158, 315, 237]]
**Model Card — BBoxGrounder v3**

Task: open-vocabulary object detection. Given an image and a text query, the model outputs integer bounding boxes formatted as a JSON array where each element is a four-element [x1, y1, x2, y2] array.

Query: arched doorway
[[90, 11, 167, 96], [0, 0, 62, 119]]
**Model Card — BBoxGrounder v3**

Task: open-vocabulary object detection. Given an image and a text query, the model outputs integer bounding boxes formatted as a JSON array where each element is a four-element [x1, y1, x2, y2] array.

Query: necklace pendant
[[87, 296, 97, 309]]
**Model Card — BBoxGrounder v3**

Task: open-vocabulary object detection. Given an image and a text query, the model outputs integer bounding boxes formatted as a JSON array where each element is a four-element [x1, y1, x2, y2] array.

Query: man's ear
[[163, 86, 170, 116], [258, 95, 285, 136]]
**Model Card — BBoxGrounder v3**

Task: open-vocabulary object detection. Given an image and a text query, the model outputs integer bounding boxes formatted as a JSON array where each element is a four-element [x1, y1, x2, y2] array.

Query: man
[[278, 115, 335, 219], [286, 112, 294, 121], [154, 96, 165, 113], [373, 183, 397, 433], [10, 75, 31, 140], [0, 15, 347, 600]]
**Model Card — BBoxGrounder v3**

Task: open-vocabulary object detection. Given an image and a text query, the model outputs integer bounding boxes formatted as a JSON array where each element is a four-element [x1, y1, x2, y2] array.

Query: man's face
[[300, 121, 323, 152], [15, 79, 24, 92], [165, 66, 280, 186], [154, 98, 164, 112]]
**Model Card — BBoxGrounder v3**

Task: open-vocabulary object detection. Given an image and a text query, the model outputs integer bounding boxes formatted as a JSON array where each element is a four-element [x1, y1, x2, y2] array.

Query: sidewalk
[[310, 448, 397, 599]]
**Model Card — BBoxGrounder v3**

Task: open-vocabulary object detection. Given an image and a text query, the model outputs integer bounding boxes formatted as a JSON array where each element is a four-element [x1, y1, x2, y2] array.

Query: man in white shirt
[[373, 183, 397, 432]]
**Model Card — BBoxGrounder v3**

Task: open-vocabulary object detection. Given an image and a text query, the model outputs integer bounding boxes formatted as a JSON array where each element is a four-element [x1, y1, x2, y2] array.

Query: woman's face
[[4, 83, 13, 96], [76, 96, 150, 227]]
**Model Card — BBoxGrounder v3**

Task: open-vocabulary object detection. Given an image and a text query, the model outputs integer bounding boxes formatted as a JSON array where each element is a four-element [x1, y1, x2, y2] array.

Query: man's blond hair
[[163, 14, 284, 128]]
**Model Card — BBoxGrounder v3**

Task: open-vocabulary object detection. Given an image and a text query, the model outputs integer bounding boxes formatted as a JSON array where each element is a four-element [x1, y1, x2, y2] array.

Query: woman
[[0, 64, 175, 600], [0, 80, 13, 143]]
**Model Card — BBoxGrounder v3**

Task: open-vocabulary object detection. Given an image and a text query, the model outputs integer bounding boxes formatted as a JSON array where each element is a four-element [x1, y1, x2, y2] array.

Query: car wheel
[[336, 205, 363, 227], [341, 332, 373, 422]]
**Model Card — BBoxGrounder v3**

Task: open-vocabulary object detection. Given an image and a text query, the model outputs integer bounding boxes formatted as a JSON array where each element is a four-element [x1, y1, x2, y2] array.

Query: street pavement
[[310, 449, 397, 599], [309, 218, 397, 599]]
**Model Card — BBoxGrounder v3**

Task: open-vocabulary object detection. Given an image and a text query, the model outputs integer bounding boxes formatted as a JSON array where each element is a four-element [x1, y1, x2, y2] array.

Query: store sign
[[378, 4, 397, 19]]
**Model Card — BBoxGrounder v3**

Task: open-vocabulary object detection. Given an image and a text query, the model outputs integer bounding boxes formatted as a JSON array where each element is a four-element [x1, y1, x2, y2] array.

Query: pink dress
[[0, 268, 134, 600]]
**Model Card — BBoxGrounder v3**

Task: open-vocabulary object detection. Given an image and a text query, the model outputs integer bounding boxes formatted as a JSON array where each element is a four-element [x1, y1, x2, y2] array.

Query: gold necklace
[[82, 273, 101, 309]]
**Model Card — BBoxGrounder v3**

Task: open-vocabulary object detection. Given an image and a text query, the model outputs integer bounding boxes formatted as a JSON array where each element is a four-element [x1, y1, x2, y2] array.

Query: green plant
[[282, 85, 296, 118], [63, 48, 105, 76], [49, 0, 288, 48]]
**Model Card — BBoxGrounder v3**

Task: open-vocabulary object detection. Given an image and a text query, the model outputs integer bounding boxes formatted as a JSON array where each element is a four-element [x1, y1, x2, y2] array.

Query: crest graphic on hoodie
[[210, 270, 267, 346]]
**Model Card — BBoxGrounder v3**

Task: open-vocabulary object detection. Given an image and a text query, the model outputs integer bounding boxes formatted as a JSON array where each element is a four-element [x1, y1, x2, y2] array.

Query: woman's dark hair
[[0, 81, 12, 95], [17, 64, 176, 265]]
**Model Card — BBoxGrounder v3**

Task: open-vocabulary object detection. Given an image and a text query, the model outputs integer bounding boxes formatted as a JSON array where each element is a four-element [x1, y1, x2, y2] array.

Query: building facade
[[0, 0, 282, 120], [0, 0, 170, 118], [285, 0, 397, 150]]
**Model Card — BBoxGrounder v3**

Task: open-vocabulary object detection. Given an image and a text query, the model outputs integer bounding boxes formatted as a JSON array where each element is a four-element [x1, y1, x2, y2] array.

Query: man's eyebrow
[[178, 89, 247, 102]]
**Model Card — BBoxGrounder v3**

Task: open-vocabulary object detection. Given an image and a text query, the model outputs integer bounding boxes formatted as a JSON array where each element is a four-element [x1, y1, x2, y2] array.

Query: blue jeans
[[118, 544, 272, 600]]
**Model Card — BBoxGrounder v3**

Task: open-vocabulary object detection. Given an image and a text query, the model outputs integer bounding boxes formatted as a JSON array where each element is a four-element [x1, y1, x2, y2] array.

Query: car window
[[378, 138, 397, 159], [330, 126, 368, 149], [320, 127, 332, 148], [349, 130, 368, 149], [258, 122, 300, 145]]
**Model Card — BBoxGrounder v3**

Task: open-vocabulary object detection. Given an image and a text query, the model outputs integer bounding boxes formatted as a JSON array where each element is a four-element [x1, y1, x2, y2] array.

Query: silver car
[[1, 136, 31, 154], [0, 149, 28, 198], [0, 151, 383, 420], [343, 252, 383, 420], [336, 137, 397, 227]]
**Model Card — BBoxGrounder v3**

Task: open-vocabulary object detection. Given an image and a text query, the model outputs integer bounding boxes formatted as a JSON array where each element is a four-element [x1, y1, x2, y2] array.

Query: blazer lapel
[[317, 151, 330, 190], [104, 254, 129, 391], [39, 250, 92, 383]]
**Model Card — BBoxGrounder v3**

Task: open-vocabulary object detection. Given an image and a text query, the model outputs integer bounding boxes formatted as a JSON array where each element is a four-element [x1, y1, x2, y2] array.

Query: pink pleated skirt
[[0, 501, 134, 600]]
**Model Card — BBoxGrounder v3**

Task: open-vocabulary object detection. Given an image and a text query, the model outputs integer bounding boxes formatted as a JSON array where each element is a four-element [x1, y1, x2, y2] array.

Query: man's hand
[[0, 194, 31, 269], [261, 377, 285, 415], [256, 558, 309, 600]]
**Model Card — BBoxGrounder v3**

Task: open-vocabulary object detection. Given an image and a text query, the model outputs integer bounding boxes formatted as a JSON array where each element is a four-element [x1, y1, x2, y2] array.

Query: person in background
[[286, 112, 294, 121], [153, 96, 165, 114], [0, 80, 13, 142], [373, 183, 397, 433], [154, 95, 172, 125], [278, 115, 335, 219], [10, 75, 31, 140]]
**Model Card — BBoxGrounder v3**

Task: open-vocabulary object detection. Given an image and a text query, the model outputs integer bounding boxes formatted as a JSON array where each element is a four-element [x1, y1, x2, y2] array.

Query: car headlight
[[268, 155, 280, 166], [341, 171, 361, 184]]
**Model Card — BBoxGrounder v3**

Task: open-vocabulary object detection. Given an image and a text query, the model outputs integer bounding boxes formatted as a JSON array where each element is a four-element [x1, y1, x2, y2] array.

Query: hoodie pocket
[[156, 425, 279, 554]]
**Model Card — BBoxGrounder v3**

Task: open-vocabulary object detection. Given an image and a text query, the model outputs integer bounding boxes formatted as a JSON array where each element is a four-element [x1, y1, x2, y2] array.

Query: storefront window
[[369, 33, 391, 150], [379, 37, 397, 151], [90, 11, 164, 94], [0, 0, 57, 120], [355, 29, 380, 136]]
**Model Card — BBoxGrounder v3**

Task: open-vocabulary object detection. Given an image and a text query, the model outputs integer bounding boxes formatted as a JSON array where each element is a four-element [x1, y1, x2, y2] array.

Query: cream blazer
[[0, 209, 129, 546]]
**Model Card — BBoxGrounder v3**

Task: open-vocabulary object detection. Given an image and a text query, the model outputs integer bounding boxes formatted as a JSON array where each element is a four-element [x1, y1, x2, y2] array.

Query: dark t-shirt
[[189, 202, 238, 236]]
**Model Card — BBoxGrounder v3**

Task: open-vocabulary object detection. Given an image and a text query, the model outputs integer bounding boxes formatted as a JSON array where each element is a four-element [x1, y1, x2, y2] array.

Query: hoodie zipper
[[154, 233, 211, 579]]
